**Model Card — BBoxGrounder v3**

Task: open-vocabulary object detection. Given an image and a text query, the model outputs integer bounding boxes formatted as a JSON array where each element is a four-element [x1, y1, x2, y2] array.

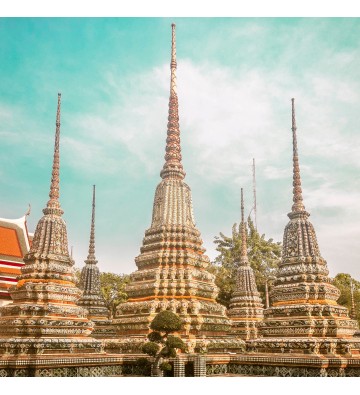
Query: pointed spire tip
[[241, 188, 244, 224], [289, 97, 306, 216], [240, 188, 248, 265], [160, 19, 185, 180], [86, 183, 97, 263], [43, 93, 63, 215]]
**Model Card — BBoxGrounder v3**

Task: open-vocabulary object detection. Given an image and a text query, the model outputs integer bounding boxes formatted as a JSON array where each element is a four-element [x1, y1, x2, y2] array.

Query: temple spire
[[160, 24, 185, 180], [240, 188, 249, 266], [86, 185, 97, 263], [170, 23, 177, 95], [227, 187, 264, 339], [44, 93, 63, 216], [290, 98, 306, 216]]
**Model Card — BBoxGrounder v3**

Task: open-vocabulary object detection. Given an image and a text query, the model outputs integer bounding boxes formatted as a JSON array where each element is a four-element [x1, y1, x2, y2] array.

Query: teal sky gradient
[[1, 18, 360, 279]]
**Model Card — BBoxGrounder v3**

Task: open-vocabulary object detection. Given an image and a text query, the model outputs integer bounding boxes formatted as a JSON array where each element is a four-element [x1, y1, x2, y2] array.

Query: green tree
[[73, 268, 130, 318], [100, 272, 130, 318], [140, 311, 185, 377], [211, 217, 281, 307], [332, 273, 360, 326]]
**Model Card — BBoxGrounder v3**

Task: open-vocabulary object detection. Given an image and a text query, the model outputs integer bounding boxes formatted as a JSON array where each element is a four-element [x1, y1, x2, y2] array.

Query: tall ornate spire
[[44, 93, 63, 216], [227, 188, 263, 340], [113, 25, 238, 350], [240, 188, 248, 266], [0, 94, 98, 355], [160, 23, 185, 181], [290, 98, 306, 217], [87, 185, 96, 263], [78, 186, 111, 334], [251, 98, 358, 352]]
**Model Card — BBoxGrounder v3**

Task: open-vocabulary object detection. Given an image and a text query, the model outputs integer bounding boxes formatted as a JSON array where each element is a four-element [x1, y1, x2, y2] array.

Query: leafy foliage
[[134, 357, 152, 376], [211, 217, 281, 307], [166, 335, 185, 351], [159, 362, 172, 371], [73, 268, 130, 318], [141, 311, 184, 375], [100, 272, 130, 318], [147, 331, 163, 343], [161, 347, 177, 358], [333, 273, 360, 326], [150, 310, 182, 333], [135, 357, 151, 367], [142, 342, 160, 357]]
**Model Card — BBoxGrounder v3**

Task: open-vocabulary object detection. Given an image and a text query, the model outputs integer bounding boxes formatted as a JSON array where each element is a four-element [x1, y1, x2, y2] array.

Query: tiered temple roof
[[227, 189, 263, 339], [0, 94, 100, 355], [0, 215, 32, 306], [77, 185, 114, 338], [252, 99, 358, 355], [113, 25, 241, 352]]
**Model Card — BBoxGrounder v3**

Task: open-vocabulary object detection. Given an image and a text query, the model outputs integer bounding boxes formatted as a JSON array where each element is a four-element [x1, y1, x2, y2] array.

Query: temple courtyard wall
[[2, 349, 360, 377]]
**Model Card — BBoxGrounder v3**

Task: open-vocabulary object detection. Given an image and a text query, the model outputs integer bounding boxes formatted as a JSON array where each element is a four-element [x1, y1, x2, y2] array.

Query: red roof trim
[[0, 277, 17, 282], [0, 260, 24, 267]]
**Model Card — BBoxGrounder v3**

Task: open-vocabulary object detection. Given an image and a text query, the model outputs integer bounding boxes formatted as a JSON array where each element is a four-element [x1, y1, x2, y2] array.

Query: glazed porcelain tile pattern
[[227, 189, 264, 340], [112, 25, 241, 351]]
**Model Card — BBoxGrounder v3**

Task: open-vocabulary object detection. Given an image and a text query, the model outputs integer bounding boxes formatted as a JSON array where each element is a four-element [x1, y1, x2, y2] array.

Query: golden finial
[[25, 203, 31, 217]]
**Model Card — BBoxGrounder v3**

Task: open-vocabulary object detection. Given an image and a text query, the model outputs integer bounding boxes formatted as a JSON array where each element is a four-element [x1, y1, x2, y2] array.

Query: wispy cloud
[[57, 52, 360, 277], [1, 19, 360, 279]]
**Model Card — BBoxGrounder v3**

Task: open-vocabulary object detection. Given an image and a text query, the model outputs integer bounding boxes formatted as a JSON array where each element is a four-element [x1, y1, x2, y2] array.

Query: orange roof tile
[[0, 266, 22, 275], [0, 227, 22, 257]]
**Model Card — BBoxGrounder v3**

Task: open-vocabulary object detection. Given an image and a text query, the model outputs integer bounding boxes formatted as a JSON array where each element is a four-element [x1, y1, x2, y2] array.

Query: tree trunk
[[151, 353, 163, 377]]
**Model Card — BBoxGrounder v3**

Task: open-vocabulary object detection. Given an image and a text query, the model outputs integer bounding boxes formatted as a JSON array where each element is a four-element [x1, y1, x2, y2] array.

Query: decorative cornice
[[43, 93, 63, 216], [160, 24, 186, 181]]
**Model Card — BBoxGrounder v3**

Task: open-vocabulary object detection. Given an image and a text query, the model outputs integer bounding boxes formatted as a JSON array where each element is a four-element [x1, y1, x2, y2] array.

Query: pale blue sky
[[1, 18, 360, 279]]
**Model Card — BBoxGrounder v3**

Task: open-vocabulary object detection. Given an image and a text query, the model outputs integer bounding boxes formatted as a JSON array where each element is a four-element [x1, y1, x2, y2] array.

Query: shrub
[[166, 335, 185, 351], [147, 331, 163, 343], [135, 357, 151, 367], [142, 342, 159, 357], [159, 362, 172, 372], [150, 310, 182, 333]]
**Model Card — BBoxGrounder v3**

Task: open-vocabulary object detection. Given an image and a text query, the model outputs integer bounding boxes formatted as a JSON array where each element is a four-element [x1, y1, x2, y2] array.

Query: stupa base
[[0, 337, 103, 356], [103, 335, 245, 355], [205, 351, 360, 377], [246, 337, 360, 356], [91, 320, 117, 338]]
